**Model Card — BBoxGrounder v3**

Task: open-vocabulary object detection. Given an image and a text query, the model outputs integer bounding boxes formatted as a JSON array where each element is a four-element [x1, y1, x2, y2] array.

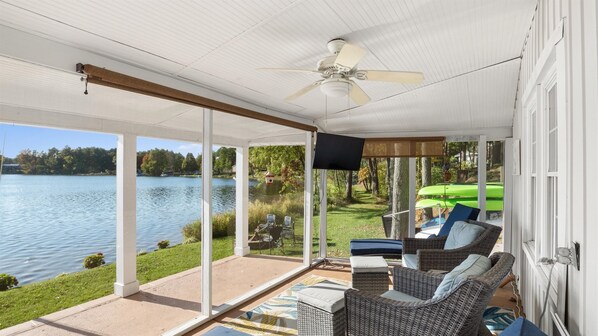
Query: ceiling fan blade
[[334, 43, 367, 71], [349, 81, 371, 105], [285, 80, 323, 101], [258, 67, 319, 74], [355, 70, 424, 83]]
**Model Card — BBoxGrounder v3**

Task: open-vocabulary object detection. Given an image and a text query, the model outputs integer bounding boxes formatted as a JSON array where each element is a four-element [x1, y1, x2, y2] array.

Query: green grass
[[0, 188, 387, 329], [0, 238, 234, 330], [315, 188, 388, 257]]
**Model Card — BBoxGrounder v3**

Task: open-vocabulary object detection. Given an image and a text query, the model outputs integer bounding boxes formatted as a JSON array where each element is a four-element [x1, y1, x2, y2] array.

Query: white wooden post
[[235, 145, 249, 256], [503, 138, 513, 252], [409, 157, 416, 237], [319, 169, 327, 258], [303, 132, 314, 266], [478, 135, 487, 221], [201, 109, 213, 316], [114, 133, 139, 297]]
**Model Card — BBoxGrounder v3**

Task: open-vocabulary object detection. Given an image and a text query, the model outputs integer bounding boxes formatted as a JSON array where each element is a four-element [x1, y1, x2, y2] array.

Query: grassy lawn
[[315, 188, 388, 257], [0, 187, 387, 330], [0, 237, 234, 330]]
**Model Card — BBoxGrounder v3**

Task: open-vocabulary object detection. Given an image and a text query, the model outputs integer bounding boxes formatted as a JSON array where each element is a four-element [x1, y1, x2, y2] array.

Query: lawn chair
[[266, 213, 276, 225], [267, 225, 284, 255], [282, 215, 295, 245]]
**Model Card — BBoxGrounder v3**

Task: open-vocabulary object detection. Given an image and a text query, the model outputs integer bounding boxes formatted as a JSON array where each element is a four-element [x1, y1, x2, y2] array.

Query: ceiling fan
[[259, 38, 424, 105]]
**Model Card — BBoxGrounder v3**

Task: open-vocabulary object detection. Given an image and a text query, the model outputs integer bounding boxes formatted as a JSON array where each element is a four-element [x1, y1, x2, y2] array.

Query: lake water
[[0, 175, 260, 284]]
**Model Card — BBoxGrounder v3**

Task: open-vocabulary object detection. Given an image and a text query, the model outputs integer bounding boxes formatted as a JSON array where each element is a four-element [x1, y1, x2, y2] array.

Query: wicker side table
[[297, 282, 348, 336], [350, 256, 389, 295]]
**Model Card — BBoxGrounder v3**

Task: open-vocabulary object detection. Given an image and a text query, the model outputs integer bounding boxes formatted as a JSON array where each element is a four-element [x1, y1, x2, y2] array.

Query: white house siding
[[512, 1, 598, 335]]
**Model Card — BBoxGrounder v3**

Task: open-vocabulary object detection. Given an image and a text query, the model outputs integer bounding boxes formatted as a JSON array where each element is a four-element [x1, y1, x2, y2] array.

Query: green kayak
[[418, 184, 504, 199], [416, 197, 503, 211]]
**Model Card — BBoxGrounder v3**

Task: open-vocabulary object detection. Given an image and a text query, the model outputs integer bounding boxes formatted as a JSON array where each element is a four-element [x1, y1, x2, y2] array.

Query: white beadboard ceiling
[[0, 0, 537, 142]]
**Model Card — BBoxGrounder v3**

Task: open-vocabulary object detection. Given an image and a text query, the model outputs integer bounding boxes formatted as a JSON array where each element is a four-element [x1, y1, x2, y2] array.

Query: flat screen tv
[[313, 132, 365, 171]]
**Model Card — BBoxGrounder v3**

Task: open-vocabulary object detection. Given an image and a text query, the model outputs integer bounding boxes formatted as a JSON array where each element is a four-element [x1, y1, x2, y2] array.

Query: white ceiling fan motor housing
[[327, 38, 346, 55]]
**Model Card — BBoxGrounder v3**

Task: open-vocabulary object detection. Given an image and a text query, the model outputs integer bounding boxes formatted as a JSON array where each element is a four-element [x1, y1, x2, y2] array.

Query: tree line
[[4, 146, 238, 176], [4, 145, 307, 179]]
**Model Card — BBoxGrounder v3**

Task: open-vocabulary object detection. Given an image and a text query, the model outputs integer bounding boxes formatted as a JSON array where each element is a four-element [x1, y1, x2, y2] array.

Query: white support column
[[408, 157, 416, 237], [503, 138, 514, 252], [478, 135, 487, 221], [235, 145, 249, 256], [201, 109, 213, 316], [319, 169, 327, 258], [114, 133, 139, 297], [303, 132, 314, 266]]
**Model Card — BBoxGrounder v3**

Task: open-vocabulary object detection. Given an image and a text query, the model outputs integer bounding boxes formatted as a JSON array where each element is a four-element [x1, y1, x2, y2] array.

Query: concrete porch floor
[[1, 256, 521, 336], [0, 255, 303, 336]]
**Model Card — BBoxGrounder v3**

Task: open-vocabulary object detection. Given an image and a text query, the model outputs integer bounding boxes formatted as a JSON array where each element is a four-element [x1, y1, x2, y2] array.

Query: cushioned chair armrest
[[402, 236, 447, 254], [392, 265, 444, 299]]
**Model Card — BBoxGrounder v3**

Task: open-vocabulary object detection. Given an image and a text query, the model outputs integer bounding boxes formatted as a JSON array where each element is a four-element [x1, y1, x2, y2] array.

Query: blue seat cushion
[[437, 203, 480, 237], [350, 239, 403, 256]]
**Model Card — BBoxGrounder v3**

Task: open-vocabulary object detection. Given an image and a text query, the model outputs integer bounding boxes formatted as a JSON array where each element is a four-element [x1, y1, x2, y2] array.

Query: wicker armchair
[[345, 252, 515, 336], [402, 220, 502, 272]]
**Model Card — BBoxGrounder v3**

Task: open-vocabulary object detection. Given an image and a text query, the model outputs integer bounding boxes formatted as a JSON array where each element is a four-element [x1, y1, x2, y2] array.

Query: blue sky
[[0, 123, 204, 158]]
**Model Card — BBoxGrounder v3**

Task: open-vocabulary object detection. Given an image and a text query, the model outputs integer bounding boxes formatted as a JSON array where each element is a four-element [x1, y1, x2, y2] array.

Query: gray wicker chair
[[402, 220, 502, 272], [345, 252, 515, 336]]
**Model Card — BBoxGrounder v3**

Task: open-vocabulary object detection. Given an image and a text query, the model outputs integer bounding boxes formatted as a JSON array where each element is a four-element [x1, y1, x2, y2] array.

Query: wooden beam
[[81, 64, 317, 132]]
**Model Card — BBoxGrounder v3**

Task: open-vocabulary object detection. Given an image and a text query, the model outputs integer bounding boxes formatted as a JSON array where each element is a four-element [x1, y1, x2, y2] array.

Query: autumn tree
[[141, 149, 169, 176]]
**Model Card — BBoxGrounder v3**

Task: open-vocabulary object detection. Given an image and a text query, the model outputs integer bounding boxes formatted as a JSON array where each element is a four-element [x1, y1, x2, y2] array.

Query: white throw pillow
[[444, 221, 485, 250], [433, 254, 491, 299]]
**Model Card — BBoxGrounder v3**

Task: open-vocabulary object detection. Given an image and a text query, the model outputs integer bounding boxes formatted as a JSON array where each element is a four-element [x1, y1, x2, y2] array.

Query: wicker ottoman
[[297, 282, 348, 336], [350, 256, 389, 295]]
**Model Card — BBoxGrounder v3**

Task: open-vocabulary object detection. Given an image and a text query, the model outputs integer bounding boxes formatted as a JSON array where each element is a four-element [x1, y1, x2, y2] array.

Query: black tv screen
[[313, 133, 364, 171]]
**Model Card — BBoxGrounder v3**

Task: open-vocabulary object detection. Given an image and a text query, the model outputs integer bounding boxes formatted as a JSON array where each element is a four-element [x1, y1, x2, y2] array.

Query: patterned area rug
[[483, 306, 517, 334], [218, 275, 516, 336], [225, 275, 346, 335]]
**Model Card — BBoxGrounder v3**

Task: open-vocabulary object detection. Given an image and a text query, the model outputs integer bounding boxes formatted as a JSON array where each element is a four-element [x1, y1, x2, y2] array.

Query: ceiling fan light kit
[[320, 78, 352, 97], [260, 38, 424, 105]]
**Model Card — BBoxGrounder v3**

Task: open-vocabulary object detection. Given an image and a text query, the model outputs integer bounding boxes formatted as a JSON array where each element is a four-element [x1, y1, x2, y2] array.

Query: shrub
[[181, 211, 236, 243], [83, 253, 105, 269], [157, 240, 170, 249], [182, 220, 201, 244], [0, 273, 18, 291]]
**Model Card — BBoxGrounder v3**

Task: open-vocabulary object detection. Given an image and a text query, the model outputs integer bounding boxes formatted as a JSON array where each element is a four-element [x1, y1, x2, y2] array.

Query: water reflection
[[0, 175, 259, 284]]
